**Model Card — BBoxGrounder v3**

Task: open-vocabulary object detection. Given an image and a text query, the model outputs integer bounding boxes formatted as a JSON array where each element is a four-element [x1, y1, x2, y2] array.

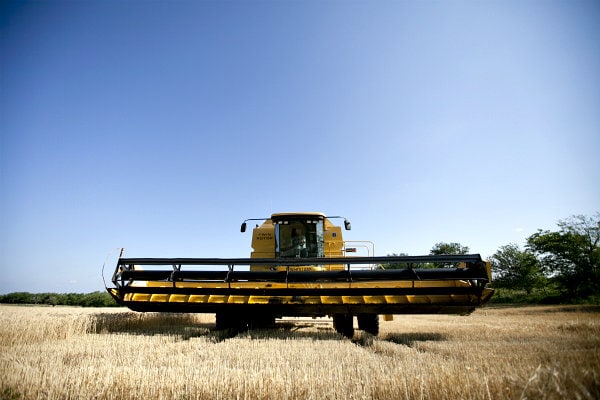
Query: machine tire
[[357, 314, 379, 336], [333, 314, 354, 338], [248, 314, 276, 329], [215, 312, 242, 331]]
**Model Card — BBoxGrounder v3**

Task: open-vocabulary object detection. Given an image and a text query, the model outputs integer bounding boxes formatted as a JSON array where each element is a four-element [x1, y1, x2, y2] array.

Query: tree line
[[0, 291, 119, 307], [491, 213, 599, 303], [381, 213, 599, 304]]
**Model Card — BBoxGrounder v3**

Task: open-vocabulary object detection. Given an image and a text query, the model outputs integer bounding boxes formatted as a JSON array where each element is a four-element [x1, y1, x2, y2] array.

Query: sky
[[1, 0, 598, 294]]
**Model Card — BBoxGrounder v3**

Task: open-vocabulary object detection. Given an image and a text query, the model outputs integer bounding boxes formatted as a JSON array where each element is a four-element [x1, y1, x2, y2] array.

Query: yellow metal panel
[[300, 296, 322, 304], [208, 295, 228, 303], [313, 282, 349, 289], [353, 281, 414, 289], [485, 261, 492, 282], [175, 282, 219, 288], [320, 296, 343, 304], [188, 295, 209, 303], [363, 296, 387, 304], [232, 282, 285, 289], [227, 295, 250, 304], [131, 293, 151, 302], [146, 281, 167, 287], [405, 295, 430, 304], [248, 296, 293, 304], [482, 288, 494, 303], [288, 282, 326, 289], [169, 294, 189, 303], [342, 296, 364, 304], [248, 296, 272, 304], [251, 220, 275, 260], [150, 294, 169, 302], [392, 281, 414, 288], [324, 224, 344, 257], [385, 295, 409, 304], [426, 295, 450, 303]]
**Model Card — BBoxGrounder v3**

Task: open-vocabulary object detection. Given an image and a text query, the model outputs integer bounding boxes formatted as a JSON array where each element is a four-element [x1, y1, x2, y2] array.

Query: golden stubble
[[1, 305, 598, 399]]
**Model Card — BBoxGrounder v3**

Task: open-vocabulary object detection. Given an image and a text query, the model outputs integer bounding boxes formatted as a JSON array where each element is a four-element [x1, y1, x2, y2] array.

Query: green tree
[[430, 242, 470, 255], [489, 244, 545, 294], [430, 242, 469, 267], [527, 213, 600, 299], [379, 253, 411, 269], [0, 291, 121, 307], [0, 292, 33, 304]]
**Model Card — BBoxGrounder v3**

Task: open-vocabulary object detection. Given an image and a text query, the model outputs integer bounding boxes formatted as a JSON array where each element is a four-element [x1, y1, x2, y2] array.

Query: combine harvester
[[107, 212, 493, 337]]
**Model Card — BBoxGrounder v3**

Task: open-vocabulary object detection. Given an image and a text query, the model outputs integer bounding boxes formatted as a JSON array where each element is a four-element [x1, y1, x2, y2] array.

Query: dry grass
[[1, 304, 599, 399]]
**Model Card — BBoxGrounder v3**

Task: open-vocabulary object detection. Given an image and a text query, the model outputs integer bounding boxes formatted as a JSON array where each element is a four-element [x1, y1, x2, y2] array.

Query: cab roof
[[271, 212, 326, 220]]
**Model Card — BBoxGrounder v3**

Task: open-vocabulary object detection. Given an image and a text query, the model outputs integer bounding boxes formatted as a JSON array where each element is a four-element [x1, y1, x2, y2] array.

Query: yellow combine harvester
[[107, 212, 494, 337]]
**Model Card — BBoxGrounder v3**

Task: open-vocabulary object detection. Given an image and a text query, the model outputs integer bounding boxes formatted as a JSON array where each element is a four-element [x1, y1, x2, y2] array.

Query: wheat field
[[0, 304, 598, 400]]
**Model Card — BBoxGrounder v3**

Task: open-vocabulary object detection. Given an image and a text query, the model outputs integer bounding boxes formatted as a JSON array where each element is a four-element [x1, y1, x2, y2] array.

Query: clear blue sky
[[1, 0, 598, 293]]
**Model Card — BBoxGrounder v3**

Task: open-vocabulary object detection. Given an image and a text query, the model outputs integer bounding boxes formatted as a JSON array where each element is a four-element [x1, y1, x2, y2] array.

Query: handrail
[[111, 254, 489, 289], [117, 254, 484, 267], [117, 267, 488, 283], [343, 240, 375, 257]]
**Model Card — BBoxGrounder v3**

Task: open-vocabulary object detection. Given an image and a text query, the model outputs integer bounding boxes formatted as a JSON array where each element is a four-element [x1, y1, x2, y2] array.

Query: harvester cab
[[243, 212, 356, 271], [107, 212, 494, 338]]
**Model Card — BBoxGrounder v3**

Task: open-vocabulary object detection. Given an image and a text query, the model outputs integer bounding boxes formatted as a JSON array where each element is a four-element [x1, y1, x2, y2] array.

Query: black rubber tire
[[248, 314, 276, 329], [333, 314, 354, 338], [357, 314, 379, 336], [215, 312, 242, 331]]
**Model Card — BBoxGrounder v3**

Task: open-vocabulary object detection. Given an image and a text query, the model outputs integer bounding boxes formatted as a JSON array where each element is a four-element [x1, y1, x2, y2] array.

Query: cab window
[[275, 220, 324, 258]]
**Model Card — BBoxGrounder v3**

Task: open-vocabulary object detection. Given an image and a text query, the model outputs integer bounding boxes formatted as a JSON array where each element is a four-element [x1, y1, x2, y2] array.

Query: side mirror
[[240, 222, 247, 233], [344, 219, 351, 230]]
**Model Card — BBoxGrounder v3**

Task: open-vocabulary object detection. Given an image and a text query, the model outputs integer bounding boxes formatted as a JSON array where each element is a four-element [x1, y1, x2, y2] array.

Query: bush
[[488, 286, 599, 305], [0, 291, 121, 307]]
